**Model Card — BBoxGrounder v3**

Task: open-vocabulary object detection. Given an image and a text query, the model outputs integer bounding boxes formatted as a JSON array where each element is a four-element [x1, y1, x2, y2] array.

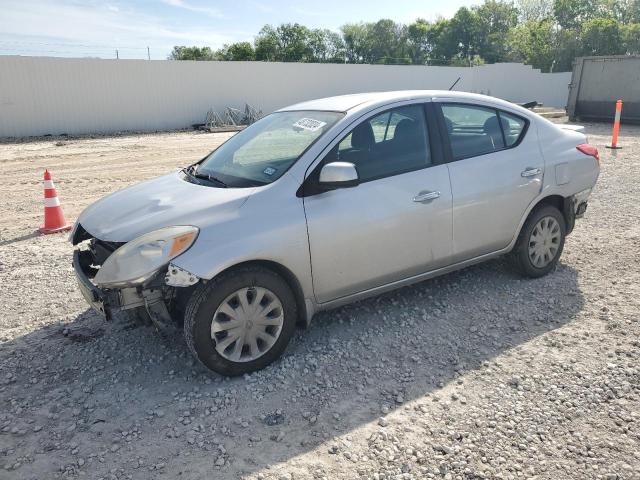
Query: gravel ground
[[0, 122, 639, 480]]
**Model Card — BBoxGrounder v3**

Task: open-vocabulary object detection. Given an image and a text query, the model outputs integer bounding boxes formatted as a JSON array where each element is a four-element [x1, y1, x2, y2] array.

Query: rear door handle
[[413, 190, 441, 203], [521, 167, 542, 177]]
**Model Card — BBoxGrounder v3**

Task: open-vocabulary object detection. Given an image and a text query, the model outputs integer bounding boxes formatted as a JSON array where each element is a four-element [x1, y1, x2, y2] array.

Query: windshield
[[196, 110, 344, 187]]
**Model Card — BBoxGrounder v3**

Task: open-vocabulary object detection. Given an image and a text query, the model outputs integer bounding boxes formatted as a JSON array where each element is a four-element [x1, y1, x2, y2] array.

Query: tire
[[184, 266, 297, 376], [511, 205, 566, 278]]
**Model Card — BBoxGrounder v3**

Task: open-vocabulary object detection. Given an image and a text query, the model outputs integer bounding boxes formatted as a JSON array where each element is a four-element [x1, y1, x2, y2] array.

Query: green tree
[[366, 19, 409, 64], [553, 0, 597, 29], [516, 0, 554, 21], [340, 23, 370, 63], [254, 25, 279, 61], [427, 18, 458, 64], [406, 19, 431, 64], [307, 29, 345, 62], [551, 27, 582, 71], [621, 22, 640, 52], [276, 23, 313, 61], [169, 0, 638, 71], [215, 42, 255, 61], [601, 0, 640, 23], [474, 0, 520, 62], [168, 46, 216, 60], [254, 24, 310, 62], [582, 17, 625, 54], [448, 7, 483, 63], [508, 18, 555, 70]]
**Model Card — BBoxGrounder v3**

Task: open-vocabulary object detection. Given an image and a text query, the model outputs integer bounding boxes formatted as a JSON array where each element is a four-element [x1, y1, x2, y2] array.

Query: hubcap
[[211, 287, 284, 363], [528, 216, 561, 268]]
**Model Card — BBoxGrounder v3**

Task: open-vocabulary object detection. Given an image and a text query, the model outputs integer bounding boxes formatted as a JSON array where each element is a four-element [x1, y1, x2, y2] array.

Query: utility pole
[[147, 46, 150, 60], [116, 49, 119, 59]]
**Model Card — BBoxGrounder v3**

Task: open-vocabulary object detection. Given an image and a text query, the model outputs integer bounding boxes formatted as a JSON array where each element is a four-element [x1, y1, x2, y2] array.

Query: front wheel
[[184, 266, 297, 376], [512, 205, 566, 278]]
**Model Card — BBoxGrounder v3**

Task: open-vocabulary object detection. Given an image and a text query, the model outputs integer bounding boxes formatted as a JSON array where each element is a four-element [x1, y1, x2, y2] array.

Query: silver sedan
[[72, 91, 600, 375]]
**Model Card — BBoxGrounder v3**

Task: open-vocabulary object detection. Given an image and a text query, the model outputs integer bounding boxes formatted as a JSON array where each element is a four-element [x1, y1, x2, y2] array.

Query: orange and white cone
[[39, 169, 72, 234]]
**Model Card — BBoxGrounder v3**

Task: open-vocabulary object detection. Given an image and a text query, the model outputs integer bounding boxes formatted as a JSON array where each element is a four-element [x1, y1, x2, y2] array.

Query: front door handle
[[521, 167, 542, 177], [413, 190, 441, 203]]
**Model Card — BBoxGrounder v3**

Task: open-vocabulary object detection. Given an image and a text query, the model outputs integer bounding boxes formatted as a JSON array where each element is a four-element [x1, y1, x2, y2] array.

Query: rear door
[[435, 102, 542, 262], [302, 102, 453, 303]]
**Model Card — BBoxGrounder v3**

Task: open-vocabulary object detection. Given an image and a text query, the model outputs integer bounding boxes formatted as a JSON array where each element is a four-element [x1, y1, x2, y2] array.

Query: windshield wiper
[[196, 172, 228, 188], [183, 165, 228, 188]]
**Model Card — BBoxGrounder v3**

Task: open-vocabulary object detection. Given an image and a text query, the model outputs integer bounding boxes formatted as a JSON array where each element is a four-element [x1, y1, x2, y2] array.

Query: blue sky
[[0, 0, 474, 59]]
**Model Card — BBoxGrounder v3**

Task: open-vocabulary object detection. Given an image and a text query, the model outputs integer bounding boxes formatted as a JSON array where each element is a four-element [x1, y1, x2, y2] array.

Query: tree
[[340, 23, 370, 63], [474, 0, 520, 62], [307, 29, 345, 62], [340, 20, 409, 64], [427, 18, 459, 64], [168, 46, 216, 60], [215, 42, 255, 61], [516, 0, 554, 21], [448, 7, 484, 63], [551, 27, 582, 71], [254, 25, 279, 61], [406, 19, 431, 64], [601, 0, 640, 23], [169, 0, 638, 71], [254, 23, 314, 62], [621, 22, 640, 52], [366, 19, 409, 64], [582, 17, 625, 54], [277, 23, 313, 61], [508, 18, 555, 70], [553, 0, 598, 29]]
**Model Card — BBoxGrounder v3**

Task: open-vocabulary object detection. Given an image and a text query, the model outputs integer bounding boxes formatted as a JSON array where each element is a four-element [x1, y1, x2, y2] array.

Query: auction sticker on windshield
[[293, 118, 327, 132]]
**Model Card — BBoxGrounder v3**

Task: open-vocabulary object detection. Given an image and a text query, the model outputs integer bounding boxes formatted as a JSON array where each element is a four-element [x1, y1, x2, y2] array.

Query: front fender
[[171, 181, 314, 307]]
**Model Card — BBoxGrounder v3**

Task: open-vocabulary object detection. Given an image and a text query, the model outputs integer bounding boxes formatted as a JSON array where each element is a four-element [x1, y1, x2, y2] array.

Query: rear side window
[[441, 104, 527, 160]]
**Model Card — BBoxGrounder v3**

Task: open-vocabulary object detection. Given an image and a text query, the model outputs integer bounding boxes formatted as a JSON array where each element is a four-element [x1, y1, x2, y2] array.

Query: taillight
[[576, 144, 599, 164]]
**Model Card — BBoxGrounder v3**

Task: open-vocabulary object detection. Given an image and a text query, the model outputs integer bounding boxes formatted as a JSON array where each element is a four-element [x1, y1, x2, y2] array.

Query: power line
[[0, 39, 149, 50], [0, 44, 154, 59]]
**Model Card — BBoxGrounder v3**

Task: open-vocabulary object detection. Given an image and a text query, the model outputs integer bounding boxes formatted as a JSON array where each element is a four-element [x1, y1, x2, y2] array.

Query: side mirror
[[318, 162, 359, 189]]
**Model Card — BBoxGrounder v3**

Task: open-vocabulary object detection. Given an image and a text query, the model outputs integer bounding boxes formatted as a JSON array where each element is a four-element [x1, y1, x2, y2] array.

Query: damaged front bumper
[[73, 249, 119, 320], [73, 249, 168, 323]]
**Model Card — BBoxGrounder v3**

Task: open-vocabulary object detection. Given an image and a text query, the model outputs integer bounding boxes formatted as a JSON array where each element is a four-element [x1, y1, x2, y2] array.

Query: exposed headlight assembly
[[93, 226, 199, 287]]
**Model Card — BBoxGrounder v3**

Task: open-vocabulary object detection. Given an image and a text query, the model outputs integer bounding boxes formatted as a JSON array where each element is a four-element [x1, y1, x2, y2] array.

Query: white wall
[[0, 56, 571, 138]]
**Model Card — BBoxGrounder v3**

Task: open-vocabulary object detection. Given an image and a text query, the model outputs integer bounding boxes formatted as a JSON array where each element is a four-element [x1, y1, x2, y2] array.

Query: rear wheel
[[184, 266, 297, 376], [512, 205, 566, 278]]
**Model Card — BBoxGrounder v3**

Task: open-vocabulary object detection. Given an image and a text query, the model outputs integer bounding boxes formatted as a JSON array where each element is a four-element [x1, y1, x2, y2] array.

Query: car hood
[[78, 172, 255, 242]]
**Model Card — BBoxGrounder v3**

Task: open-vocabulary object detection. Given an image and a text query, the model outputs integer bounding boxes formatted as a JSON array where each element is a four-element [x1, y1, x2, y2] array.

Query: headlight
[[94, 226, 199, 287]]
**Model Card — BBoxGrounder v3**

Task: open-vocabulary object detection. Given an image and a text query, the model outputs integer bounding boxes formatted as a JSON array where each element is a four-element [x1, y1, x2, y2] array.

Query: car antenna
[[448, 77, 461, 91]]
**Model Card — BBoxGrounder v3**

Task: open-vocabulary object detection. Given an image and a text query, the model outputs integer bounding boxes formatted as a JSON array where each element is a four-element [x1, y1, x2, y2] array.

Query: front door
[[303, 103, 453, 304]]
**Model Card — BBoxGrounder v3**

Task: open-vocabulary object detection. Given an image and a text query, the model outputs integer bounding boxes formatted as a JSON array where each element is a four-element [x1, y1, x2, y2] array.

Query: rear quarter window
[[499, 111, 527, 147]]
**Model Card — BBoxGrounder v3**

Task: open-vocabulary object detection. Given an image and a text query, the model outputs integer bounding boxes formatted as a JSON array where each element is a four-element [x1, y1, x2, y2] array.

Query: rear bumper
[[572, 188, 592, 218]]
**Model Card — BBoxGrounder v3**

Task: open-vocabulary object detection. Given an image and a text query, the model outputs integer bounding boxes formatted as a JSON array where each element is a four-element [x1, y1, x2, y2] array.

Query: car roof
[[278, 90, 532, 117]]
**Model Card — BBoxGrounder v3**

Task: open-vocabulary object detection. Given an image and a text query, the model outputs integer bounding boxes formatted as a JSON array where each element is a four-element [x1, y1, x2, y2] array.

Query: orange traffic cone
[[39, 169, 72, 234]]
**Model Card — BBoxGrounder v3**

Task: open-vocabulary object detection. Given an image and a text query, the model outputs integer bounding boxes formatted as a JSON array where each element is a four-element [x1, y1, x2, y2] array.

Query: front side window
[[197, 110, 343, 187], [325, 104, 431, 182], [442, 103, 528, 160]]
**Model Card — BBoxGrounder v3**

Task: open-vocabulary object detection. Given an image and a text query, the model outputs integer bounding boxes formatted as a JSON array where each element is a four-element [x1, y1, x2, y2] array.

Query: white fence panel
[[0, 56, 571, 138]]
